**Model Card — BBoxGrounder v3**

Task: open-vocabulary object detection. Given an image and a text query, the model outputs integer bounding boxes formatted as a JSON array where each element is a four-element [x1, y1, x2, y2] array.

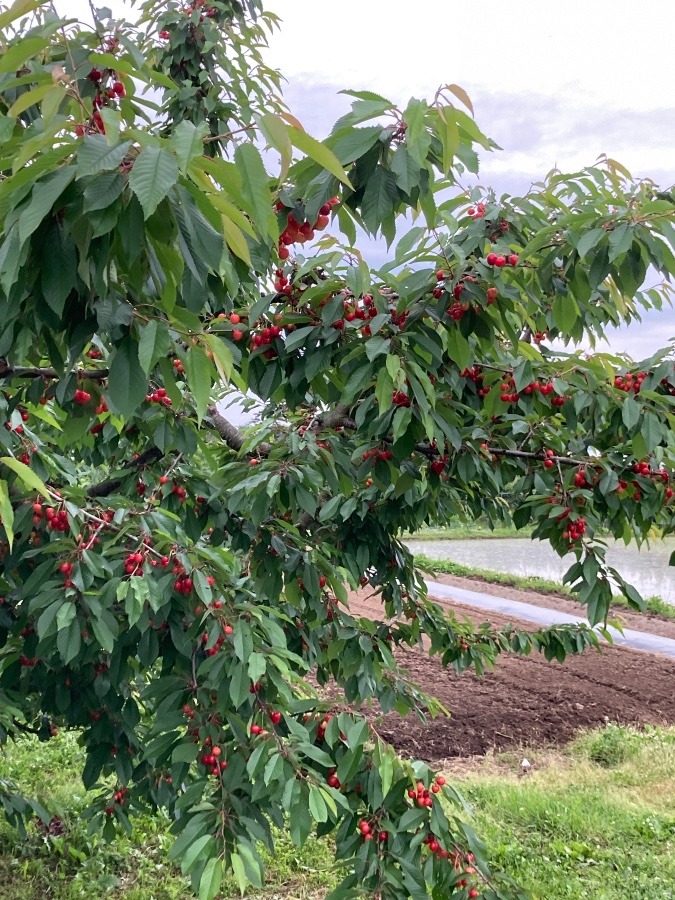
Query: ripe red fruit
[[436, 775, 446, 786], [270, 710, 282, 725], [486, 252, 497, 265], [229, 313, 241, 324], [359, 820, 371, 834], [494, 255, 506, 267], [544, 458, 554, 468], [486, 286, 498, 303], [232, 329, 244, 341], [74, 389, 91, 405], [435, 269, 445, 281], [111, 81, 126, 98], [509, 253, 519, 266], [249, 458, 259, 466]]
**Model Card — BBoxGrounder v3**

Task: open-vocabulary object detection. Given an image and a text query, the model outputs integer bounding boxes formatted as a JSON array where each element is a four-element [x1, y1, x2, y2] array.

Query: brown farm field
[[348, 580, 675, 760]]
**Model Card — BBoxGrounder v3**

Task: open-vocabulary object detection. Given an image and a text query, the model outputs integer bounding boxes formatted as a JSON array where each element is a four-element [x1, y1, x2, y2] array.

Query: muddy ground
[[347, 580, 675, 761]]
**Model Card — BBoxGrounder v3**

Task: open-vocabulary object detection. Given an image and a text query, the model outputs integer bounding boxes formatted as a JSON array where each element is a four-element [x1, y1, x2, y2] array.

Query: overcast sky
[[68, 0, 675, 359]]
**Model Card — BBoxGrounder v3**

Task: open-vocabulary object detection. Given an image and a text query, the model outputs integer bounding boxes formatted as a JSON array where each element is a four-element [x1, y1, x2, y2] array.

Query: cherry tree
[[0, 1, 673, 897]]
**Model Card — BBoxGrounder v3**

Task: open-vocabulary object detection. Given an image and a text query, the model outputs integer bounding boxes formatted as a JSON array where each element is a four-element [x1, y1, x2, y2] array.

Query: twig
[[0, 365, 109, 382], [203, 124, 256, 143]]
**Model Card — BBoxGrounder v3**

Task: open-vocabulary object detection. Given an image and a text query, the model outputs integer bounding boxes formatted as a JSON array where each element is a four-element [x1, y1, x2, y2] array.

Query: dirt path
[[346, 585, 675, 761]]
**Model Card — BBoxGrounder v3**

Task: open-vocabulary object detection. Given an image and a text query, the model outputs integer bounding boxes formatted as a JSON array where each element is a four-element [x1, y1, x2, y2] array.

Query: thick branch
[[316, 403, 353, 431], [86, 447, 163, 498], [207, 405, 246, 451]]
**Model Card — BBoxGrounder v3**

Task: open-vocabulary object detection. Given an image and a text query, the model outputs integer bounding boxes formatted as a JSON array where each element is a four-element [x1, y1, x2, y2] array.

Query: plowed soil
[[347, 583, 675, 761]]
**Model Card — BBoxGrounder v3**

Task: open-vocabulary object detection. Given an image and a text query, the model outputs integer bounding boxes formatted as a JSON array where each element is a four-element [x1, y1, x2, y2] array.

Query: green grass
[[0, 731, 336, 899], [3, 727, 675, 898], [403, 522, 526, 540], [451, 725, 675, 899], [416, 554, 675, 620]]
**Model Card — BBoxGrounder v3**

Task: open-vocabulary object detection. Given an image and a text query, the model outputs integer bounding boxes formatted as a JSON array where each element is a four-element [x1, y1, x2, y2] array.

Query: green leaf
[[287, 125, 353, 186], [186, 345, 214, 424], [230, 852, 248, 894], [435, 106, 460, 174], [390, 146, 420, 195], [621, 394, 640, 430], [7, 82, 52, 116], [221, 215, 252, 266], [257, 112, 292, 177], [107, 336, 149, 418], [180, 834, 214, 875], [18, 167, 75, 245], [199, 857, 223, 900], [642, 411, 663, 452], [360, 165, 399, 234], [445, 328, 472, 370], [40, 83, 65, 127], [129, 145, 179, 219], [308, 786, 328, 823], [138, 320, 172, 375], [0, 456, 50, 498], [403, 98, 431, 167], [76, 135, 132, 179], [608, 223, 633, 261], [234, 143, 274, 239], [552, 295, 579, 333], [91, 614, 116, 654], [0, 479, 14, 549], [171, 120, 208, 173], [329, 126, 381, 165], [88, 51, 177, 91], [575, 228, 605, 260], [40, 223, 77, 316]]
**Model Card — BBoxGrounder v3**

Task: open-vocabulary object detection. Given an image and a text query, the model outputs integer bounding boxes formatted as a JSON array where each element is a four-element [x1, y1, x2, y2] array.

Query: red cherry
[[486, 252, 497, 265], [229, 313, 241, 325], [508, 253, 519, 266]]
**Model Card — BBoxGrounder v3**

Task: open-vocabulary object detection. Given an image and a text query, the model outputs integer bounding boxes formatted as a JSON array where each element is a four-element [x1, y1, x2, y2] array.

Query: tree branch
[[86, 447, 163, 498], [0, 364, 109, 381], [207, 405, 246, 451]]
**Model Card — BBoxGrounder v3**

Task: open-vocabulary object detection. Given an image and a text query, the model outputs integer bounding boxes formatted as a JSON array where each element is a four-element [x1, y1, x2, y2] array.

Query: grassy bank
[[2, 726, 675, 898], [403, 523, 526, 540], [0, 731, 336, 899], [417, 554, 675, 620], [456, 725, 675, 899]]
